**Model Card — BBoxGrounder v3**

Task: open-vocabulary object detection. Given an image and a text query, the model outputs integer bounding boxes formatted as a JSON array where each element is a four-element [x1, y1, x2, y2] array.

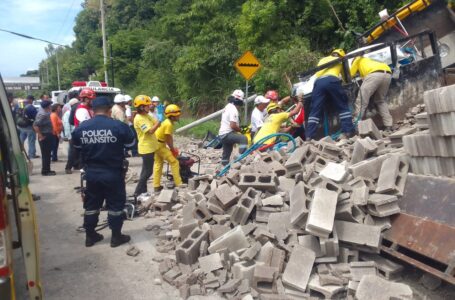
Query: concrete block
[[240, 242, 262, 261], [350, 184, 369, 206], [196, 180, 210, 194], [261, 194, 284, 206], [359, 253, 403, 279], [318, 141, 343, 161], [198, 253, 223, 273], [308, 274, 346, 299], [209, 225, 231, 242], [192, 202, 212, 223], [308, 177, 342, 195], [319, 162, 348, 183], [404, 132, 455, 157], [428, 112, 455, 136], [238, 173, 279, 192], [175, 227, 209, 265], [231, 187, 259, 225], [367, 194, 400, 217], [253, 265, 277, 293], [350, 137, 378, 165], [163, 266, 182, 284], [218, 278, 242, 293], [334, 220, 382, 250], [215, 183, 241, 209], [355, 275, 413, 300], [282, 245, 315, 292], [350, 261, 377, 281], [298, 235, 323, 257], [179, 219, 199, 240], [188, 174, 212, 190], [376, 155, 409, 196], [277, 177, 295, 195], [358, 119, 382, 140], [305, 189, 338, 238], [388, 127, 417, 147], [267, 212, 290, 241], [320, 227, 339, 257], [313, 155, 331, 173], [233, 260, 257, 283], [267, 160, 287, 177], [284, 145, 316, 177], [208, 225, 250, 253], [339, 246, 359, 263], [409, 157, 455, 177], [290, 182, 310, 228], [207, 196, 225, 215], [348, 155, 388, 180]]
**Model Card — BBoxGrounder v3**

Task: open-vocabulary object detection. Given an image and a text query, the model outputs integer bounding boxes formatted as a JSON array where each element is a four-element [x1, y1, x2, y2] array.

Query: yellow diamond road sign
[[234, 51, 261, 81]]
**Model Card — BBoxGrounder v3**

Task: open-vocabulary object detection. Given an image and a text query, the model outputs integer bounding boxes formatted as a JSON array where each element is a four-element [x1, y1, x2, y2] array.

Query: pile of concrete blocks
[[149, 131, 417, 299], [403, 85, 455, 177]]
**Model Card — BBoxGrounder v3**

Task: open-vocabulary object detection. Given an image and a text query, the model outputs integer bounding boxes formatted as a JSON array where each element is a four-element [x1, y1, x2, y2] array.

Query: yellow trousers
[[153, 144, 182, 188]]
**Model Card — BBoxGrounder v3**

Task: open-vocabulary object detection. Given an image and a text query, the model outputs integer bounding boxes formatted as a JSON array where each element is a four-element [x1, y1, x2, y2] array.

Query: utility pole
[[55, 47, 61, 90], [46, 60, 50, 86], [100, 0, 109, 85]]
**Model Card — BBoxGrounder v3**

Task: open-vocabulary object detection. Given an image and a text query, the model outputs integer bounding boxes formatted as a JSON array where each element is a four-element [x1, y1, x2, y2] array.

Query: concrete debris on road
[[134, 89, 455, 298]]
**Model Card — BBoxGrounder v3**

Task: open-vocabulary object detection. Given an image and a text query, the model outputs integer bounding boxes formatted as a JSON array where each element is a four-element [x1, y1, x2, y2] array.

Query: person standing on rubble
[[350, 56, 393, 131], [218, 90, 248, 166], [153, 104, 183, 192], [72, 97, 135, 248], [133, 95, 161, 196], [250, 95, 270, 138], [305, 49, 355, 140]]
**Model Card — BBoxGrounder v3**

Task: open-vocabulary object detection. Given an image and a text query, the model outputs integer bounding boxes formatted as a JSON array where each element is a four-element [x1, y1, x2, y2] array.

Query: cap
[[114, 94, 125, 104], [40, 100, 52, 109], [92, 96, 113, 109], [232, 89, 244, 101], [151, 96, 160, 102], [124, 94, 132, 102], [254, 95, 270, 105]]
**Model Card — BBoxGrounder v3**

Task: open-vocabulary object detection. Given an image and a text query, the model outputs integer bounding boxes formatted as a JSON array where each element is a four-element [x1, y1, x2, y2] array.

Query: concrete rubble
[[135, 85, 455, 298]]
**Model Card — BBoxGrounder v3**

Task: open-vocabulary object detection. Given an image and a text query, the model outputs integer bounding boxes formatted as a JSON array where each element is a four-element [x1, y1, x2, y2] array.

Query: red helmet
[[79, 88, 96, 100], [265, 90, 279, 101]]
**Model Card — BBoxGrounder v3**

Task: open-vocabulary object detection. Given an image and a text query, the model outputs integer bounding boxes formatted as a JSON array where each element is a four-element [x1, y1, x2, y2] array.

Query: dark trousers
[[134, 153, 155, 195], [38, 133, 54, 173], [51, 135, 59, 161], [83, 168, 126, 233], [129, 125, 138, 156], [305, 76, 355, 139], [65, 140, 80, 170], [221, 132, 248, 166]]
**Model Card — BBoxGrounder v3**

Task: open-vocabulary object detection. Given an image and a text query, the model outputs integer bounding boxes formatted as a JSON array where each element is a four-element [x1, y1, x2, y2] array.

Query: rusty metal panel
[[401, 174, 455, 226], [384, 213, 455, 265]]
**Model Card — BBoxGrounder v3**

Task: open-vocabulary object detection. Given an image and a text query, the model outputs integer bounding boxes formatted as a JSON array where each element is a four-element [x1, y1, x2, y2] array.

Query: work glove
[[171, 148, 179, 157]]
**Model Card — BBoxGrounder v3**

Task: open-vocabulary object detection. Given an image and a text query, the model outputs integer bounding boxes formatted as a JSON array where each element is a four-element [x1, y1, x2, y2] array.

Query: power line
[[54, 0, 78, 42], [0, 28, 64, 46]]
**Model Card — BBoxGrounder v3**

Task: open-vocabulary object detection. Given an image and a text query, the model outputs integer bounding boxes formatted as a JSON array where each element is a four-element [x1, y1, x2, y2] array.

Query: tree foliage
[[40, 0, 406, 114]]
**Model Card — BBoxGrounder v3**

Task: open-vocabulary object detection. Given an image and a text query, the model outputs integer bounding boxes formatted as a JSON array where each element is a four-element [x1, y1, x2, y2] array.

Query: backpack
[[16, 105, 33, 128], [68, 103, 79, 126]]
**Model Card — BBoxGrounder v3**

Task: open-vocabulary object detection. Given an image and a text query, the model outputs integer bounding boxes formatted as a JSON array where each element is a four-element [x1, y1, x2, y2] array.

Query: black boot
[[85, 231, 104, 247], [111, 230, 131, 248]]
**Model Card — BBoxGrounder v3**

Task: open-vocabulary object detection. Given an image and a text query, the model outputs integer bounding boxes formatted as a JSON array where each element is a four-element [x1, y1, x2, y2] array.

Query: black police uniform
[[72, 107, 135, 239]]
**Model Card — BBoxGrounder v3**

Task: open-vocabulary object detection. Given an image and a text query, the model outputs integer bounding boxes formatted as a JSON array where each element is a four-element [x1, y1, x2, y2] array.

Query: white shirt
[[125, 105, 132, 125], [251, 107, 266, 132], [219, 103, 239, 136]]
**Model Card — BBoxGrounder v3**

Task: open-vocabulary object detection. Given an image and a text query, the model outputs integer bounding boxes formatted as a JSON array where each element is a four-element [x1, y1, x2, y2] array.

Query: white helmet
[[232, 89, 244, 101], [254, 95, 269, 105], [114, 94, 125, 104], [123, 94, 132, 102], [151, 96, 160, 102]]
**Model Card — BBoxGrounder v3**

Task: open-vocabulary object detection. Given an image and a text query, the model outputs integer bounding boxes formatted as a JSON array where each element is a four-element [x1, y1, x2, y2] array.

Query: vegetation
[[40, 0, 407, 116]]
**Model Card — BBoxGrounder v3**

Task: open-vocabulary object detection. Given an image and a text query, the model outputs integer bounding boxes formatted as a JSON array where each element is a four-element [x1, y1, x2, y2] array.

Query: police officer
[[72, 97, 135, 248]]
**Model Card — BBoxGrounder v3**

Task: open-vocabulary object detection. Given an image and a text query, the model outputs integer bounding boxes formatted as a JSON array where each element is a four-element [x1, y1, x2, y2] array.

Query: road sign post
[[234, 51, 261, 124]]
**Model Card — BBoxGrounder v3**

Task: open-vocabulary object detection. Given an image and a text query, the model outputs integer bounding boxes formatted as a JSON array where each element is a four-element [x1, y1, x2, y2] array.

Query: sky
[[0, 0, 84, 77]]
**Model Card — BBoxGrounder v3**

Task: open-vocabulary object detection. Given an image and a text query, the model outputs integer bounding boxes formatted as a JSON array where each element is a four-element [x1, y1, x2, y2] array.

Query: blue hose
[[216, 133, 297, 177]]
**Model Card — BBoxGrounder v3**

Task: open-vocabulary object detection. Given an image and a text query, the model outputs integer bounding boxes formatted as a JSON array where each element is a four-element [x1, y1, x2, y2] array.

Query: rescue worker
[[72, 97, 135, 248], [74, 87, 96, 127], [265, 90, 291, 106], [112, 94, 128, 123], [253, 100, 303, 146], [133, 95, 161, 196], [289, 88, 306, 140], [305, 49, 355, 140], [153, 104, 183, 192], [350, 56, 393, 130], [33, 100, 55, 176], [250, 95, 270, 138], [218, 90, 248, 166]]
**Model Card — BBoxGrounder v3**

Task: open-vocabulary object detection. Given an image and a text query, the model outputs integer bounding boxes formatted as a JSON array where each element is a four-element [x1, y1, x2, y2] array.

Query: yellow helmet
[[165, 104, 181, 117], [133, 95, 152, 108], [266, 102, 281, 114], [332, 48, 346, 57]]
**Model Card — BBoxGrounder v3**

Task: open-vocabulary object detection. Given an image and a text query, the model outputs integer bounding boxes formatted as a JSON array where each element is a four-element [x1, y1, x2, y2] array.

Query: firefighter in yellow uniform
[[153, 104, 183, 192]]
